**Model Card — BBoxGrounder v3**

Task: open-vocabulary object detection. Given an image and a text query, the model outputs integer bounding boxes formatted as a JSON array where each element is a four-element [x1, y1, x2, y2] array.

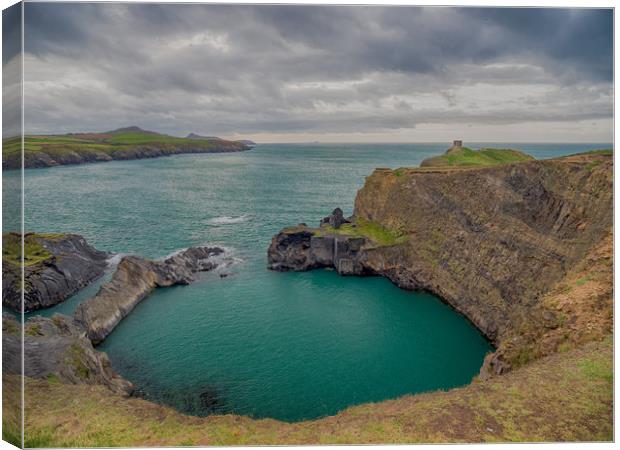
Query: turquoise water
[[3, 142, 609, 421]]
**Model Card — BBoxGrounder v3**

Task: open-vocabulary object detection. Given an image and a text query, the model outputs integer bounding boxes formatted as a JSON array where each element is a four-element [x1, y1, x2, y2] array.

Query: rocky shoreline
[[3, 235, 229, 392], [268, 152, 613, 377]]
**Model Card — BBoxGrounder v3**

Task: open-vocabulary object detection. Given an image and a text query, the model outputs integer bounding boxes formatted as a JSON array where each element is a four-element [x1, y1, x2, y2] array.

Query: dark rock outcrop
[[268, 228, 368, 275], [75, 247, 224, 344], [2, 233, 109, 313], [2, 313, 132, 395], [319, 207, 351, 229], [268, 153, 613, 376]]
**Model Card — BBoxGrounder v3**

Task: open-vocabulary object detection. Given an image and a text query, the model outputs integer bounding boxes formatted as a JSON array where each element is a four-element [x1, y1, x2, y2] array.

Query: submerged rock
[[2, 233, 109, 313], [2, 313, 132, 395], [75, 246, 224, 344]]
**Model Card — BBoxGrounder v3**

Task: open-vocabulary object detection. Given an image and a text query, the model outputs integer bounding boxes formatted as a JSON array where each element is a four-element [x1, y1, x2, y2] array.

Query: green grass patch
[[2, 420, 21, 448], [4, 130, 227, 158], [571, 148, 613, 157], [584, 160, 603, 172], [25, 323, 42, 336], [2, 233, 56, 267], [320, 218, 407, 246], [46, 374, 61, 384], [421, 147, 534, 168], [575, 277, 589, 286], [579, 359, 613, 383], [68, 344, 91, 380]]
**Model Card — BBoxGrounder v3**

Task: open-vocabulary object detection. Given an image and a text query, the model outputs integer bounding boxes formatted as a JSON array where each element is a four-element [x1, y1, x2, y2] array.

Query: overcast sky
[[5, 4, 614, 142]]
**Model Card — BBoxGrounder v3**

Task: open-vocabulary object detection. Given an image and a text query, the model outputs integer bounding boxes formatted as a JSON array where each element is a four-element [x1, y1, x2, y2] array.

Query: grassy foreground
[[3, 336, 611, 446], [420, 146, 534, 168]]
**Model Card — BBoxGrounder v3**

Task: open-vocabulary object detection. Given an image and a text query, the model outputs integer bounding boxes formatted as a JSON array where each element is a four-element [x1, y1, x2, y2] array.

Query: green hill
[[421, 145, 534, 168]]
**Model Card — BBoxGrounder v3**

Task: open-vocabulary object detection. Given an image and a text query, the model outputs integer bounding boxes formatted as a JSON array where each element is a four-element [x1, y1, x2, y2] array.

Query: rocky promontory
[[269, 151, 613, 376], [75, 246, 224, 344], [2, 232, 109, 312]]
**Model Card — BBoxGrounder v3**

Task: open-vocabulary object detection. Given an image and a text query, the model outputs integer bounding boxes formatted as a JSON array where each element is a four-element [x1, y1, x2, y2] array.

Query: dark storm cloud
[[3, 2, 22, 138], [3, 2, 21, 66], [19, 3, 613, 138], [462, 8, 613, 81]]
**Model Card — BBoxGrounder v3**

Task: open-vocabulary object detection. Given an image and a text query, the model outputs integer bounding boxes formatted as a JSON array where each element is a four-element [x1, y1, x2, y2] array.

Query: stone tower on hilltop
[[453, 140, 463, 148]]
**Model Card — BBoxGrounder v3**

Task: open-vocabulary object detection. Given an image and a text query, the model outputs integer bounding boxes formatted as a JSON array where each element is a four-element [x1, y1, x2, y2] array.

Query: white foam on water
[[106, 253, 127, 269], [207, 214, 250, 225], [160, 245, 244, 270]]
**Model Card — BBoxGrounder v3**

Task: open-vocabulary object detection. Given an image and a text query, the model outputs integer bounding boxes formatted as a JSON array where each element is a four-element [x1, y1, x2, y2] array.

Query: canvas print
[[1, 2, 613, 447]]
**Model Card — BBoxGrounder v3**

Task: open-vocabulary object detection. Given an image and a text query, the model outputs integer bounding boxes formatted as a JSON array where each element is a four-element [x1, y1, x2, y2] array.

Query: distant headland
[[2, 126, 256, 170]]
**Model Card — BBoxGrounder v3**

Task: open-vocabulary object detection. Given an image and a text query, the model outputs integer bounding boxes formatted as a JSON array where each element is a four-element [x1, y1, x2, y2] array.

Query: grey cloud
[[17, 3, 613, 139]]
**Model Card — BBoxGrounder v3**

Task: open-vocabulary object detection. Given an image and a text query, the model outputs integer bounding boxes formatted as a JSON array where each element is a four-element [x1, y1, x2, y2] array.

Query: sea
[[2, 142, 610, 421]]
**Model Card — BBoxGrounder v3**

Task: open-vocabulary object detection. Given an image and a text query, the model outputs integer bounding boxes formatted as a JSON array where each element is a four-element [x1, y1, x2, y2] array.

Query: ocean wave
[[207, 214, 250, 225], [106, 253, 127, 268]]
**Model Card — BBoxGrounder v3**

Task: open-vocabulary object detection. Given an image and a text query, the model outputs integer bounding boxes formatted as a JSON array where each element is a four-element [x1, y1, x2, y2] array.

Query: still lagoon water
[[3, 142, 609, 421]]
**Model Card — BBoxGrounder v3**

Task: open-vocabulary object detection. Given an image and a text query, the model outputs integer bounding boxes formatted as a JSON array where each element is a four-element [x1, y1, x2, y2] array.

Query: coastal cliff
[[2, 233, 109, 312], [269, 152, 613, 375]]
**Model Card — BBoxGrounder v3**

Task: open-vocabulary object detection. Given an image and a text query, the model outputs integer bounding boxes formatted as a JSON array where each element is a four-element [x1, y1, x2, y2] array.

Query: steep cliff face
[[269, 153, 613, 375], [2, 233, 109, 312]]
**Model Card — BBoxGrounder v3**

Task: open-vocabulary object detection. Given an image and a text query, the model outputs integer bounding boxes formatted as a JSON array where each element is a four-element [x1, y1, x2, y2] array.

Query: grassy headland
[[2, 126, 252, 170], [420, 146, 534, 168]]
